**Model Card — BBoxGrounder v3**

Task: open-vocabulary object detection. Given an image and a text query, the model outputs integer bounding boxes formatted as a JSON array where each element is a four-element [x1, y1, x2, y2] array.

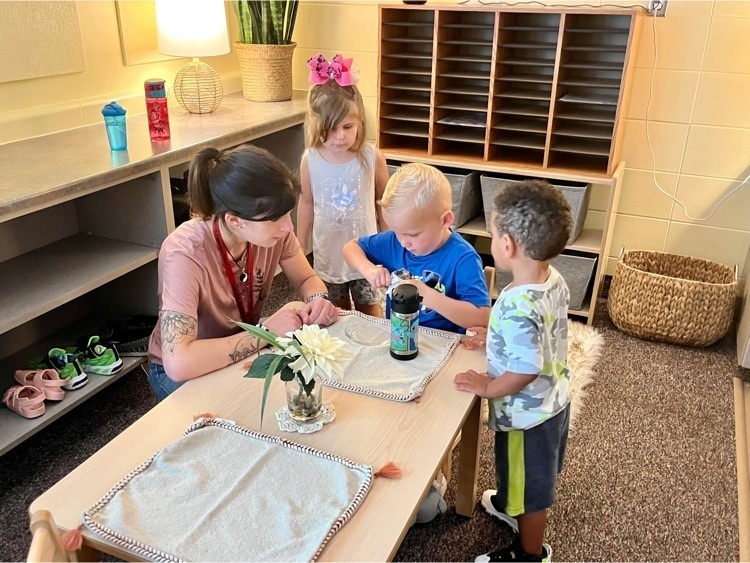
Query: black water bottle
[[390, 284, 421, 361]]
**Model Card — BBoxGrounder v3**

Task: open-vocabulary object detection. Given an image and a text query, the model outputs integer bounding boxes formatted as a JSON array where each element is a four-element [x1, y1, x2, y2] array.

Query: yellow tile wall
[[1, 0, 748, 276]]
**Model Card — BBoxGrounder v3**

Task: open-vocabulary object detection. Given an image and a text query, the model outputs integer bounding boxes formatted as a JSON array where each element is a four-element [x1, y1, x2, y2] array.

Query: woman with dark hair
[[147, 145, 338, 400]]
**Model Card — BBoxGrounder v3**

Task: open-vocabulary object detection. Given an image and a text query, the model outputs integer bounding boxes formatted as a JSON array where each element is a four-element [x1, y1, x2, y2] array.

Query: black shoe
[[475, 539, 552, 562]]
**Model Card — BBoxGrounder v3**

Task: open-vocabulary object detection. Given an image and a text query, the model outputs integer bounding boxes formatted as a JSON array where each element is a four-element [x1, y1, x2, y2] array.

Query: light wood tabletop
[[30, 337, 486, 562]]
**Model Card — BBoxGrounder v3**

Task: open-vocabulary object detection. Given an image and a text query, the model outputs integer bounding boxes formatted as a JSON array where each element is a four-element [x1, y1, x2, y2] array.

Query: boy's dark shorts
[[325, 279, 381, 306], [494, 403, 570, 516]]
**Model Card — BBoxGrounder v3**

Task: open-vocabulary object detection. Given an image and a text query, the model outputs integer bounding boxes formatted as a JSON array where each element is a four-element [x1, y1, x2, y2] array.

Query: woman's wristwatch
[[306, 292, 333, 304]]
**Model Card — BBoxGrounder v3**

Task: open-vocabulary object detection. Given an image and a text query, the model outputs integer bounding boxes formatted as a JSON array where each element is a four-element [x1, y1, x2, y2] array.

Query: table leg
[[455, 397, 481, 517]]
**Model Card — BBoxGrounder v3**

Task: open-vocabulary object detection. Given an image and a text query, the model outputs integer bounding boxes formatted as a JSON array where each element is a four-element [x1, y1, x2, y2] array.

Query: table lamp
[[155, 0, 230, 114]]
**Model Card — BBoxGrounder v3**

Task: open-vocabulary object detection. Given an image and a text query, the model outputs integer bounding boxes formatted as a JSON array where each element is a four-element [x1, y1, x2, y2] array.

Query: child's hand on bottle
[[461, 326, 488, 350], [366, 264, 391, 289]]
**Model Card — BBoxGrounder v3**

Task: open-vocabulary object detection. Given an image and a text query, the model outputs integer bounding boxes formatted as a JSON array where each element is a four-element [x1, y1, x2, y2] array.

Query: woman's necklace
[[228, 245, 249, 283]]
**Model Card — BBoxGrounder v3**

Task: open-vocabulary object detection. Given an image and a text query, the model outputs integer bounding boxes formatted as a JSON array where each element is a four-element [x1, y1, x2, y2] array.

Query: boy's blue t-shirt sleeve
[[356, 232, 397, 269], [454, 251, 491, 308]]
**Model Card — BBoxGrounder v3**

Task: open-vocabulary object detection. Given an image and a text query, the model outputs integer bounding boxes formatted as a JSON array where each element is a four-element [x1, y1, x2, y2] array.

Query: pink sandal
[[14, 369, 66, 401], [3, 385, 46, 418]]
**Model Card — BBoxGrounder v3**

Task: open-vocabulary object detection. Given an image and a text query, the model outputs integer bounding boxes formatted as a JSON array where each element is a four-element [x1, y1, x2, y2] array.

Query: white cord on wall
[[645, 14, 750, 221]]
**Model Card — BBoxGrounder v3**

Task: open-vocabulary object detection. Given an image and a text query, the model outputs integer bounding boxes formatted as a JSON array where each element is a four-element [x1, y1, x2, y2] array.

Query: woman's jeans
[[147, 363, 184, 401]]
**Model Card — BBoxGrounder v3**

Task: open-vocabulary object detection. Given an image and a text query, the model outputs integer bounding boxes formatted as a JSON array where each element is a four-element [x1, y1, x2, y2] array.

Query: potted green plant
[[232, 0, 299, 102]]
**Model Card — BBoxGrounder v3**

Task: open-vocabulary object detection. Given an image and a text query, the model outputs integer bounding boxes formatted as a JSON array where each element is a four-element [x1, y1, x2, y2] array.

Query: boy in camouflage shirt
[[455, 180, 573, 563]]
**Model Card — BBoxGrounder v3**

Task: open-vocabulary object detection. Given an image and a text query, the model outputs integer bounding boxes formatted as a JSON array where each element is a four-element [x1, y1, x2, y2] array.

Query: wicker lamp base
[[235, 42, 296, 102], [173, 59, 224, 114]]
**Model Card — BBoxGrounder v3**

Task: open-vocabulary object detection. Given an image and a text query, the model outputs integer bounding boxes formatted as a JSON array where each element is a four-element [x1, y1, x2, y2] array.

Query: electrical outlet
[[648, 0, 668, 17]]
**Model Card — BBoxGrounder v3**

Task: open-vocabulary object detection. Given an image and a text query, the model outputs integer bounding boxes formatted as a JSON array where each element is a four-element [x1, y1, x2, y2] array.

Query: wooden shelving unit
[[378, 5, 641, 177]]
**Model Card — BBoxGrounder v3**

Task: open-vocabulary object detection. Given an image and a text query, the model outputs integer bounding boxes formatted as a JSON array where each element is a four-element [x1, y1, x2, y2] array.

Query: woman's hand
[[461, 326, 488, 350], [263, 308, 303, 336], [299, 297, 338, 327]]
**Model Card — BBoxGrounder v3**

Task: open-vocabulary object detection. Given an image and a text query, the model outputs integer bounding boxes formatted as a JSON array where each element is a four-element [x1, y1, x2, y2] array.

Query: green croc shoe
[[30, 349, 88, 391], [70, 336, 123, 376]]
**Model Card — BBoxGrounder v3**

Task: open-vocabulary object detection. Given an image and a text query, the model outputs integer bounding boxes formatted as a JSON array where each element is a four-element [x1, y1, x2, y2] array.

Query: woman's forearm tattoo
[[230, 335, 257, 363], [160, 310, 197, 355]]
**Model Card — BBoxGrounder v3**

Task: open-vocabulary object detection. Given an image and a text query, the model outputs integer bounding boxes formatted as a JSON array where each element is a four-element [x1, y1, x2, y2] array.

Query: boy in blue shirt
[[455, 180, 573, 562], [343, 163, 490, 334]]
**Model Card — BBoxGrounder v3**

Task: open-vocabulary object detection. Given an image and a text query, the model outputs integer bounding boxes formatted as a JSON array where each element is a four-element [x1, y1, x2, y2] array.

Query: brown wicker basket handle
[[618, 245, 626, 260]]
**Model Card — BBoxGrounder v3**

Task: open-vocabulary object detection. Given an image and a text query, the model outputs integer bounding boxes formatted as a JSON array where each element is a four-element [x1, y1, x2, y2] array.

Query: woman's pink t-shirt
[[148, 218, 300, 366]]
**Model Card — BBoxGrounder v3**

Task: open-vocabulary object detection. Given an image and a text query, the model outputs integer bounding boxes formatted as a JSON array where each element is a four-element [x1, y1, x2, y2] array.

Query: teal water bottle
[[390, 284, 421, 361], [101, 102, 127, 151]]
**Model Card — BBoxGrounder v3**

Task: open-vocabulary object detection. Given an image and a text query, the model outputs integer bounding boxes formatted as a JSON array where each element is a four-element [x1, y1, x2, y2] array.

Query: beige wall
[[2, 0, 749, 273]]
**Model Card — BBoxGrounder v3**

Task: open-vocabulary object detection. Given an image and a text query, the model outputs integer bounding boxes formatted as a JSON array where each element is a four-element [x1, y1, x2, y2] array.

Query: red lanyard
[[212, 220, 254, 324]]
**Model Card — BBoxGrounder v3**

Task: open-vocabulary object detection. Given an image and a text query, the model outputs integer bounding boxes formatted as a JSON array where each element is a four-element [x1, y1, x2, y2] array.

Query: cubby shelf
[[378, 5, 640, 177]]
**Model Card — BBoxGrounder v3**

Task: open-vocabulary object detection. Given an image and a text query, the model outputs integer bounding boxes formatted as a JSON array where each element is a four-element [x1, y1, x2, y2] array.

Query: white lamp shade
[[155, 0, 230, 58]]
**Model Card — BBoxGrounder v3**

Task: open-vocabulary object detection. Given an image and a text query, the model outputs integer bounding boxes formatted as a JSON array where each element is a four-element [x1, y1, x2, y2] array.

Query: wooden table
[[30, 341, 485, 561]]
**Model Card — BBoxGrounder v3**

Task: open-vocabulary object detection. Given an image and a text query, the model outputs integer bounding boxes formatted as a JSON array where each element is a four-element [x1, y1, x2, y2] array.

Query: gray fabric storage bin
[[494, 254, 597, 311], [387, 163, 482, 228], [480, 174, 591, 245]]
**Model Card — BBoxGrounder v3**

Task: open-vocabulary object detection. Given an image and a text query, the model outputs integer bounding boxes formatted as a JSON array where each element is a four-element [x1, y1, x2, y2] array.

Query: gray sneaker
[[481, 489, 519, 532]]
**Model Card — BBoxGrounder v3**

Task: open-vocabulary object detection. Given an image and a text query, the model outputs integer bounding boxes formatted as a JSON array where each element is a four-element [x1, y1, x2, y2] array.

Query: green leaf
[[279, 364, 295, 382], [300, 376, 316, 397], [235, 321, 281, 349], [259, 353, 286, 426], [245, 353, 276, 379]]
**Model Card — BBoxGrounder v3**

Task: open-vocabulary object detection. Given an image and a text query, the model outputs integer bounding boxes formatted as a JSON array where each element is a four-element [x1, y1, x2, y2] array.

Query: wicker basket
[[608, 250, 737, 347], [235, 42, 296, 102]]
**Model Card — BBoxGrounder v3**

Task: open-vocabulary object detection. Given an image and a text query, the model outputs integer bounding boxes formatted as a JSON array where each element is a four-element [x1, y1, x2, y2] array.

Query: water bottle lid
[[101, 101, 127, 116], [391, 283, 421, 313], [144, 78, 167, 98]]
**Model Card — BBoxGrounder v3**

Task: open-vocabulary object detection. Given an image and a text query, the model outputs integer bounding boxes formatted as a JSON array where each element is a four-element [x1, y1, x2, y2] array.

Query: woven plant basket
[[235, 42, 296, 102], [608, 250, 737, 347]]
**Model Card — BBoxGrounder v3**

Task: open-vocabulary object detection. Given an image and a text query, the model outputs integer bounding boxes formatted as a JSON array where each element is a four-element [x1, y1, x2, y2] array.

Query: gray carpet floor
[[0, 274, 742, 562]]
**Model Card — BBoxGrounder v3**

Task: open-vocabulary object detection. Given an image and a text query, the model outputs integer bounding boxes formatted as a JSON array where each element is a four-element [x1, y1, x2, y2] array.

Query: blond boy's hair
[[380, 163, 452, 214]]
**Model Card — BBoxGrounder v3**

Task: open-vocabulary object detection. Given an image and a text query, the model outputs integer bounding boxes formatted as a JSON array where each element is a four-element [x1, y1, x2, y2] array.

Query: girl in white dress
[[297, 54, 389, 316]]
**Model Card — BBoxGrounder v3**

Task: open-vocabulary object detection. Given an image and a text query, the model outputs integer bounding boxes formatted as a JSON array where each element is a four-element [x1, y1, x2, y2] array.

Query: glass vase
[[285, 374, 323, 423]]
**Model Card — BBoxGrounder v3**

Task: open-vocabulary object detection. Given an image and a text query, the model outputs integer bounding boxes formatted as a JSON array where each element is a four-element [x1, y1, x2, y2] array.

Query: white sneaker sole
[[481, 489, 519, 532], [63, 372, 88, 390]]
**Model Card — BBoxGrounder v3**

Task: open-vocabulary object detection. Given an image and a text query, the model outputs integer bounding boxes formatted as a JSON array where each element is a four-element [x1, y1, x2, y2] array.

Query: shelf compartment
[[563, 45, 628, 53], [0, 233, 158, 335], [443, 39, 494, 46], [438, 99, 490, 112], [558, 93, 618, 106], [440, 55, 493, 64], [558, 77, 622, 88], [385, 37, 434, 44], [502, 26, 559, 32], [435, 127, 487, 144], [381, 122, 430, 139], [501, 42, 558, 50], [383, 80, 432, 92], [486, 146, 545, 167], [494, 103, 550, 118], [383, 52, 433, 61], [498, 73, 554, 84], [440, 70, 491, 80], [385, 67, 433, 77], [563, 62, 624, 71], [551, 138, 611, 157], [442, 23, 494, 29], [500, 58, 556, 67], [547, 152, 609, 173], [554, 122, 613, 140], [383, 95, 431, 108], [384, 21, 434, 27], [382, 109, 431, 123], [432, 140, 486, 159], [492, 117, 548, 134], [555, 106, 616, 123], [379, 133, 429, 154], [440, 85, 489, 96], [490, 132, 546, 150], [496, 89, 552, 101]]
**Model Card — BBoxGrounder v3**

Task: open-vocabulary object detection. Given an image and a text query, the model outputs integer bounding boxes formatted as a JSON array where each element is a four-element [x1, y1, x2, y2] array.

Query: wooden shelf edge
[[382, 150, 615, 184]]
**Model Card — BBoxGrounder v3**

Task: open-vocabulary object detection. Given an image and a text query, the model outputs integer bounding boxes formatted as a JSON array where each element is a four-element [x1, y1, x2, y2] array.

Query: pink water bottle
[[144, 78, 170, 140]]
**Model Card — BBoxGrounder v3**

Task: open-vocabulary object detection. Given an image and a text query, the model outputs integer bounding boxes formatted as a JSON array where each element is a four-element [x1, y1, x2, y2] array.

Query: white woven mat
[[323, 311, 460, 402], [83, 419, 372, 562]]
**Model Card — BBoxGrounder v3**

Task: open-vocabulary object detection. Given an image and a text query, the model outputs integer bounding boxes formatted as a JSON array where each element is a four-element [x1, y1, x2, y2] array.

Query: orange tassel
[[61, 525, 83, 552], [374, 461, 401, 479], [193, 412, 214, 421]]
